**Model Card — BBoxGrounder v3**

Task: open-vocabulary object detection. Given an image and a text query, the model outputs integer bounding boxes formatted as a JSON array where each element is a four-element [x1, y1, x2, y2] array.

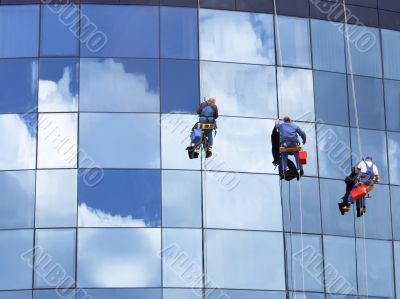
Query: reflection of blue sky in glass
[[76, 289, 161, 299], [80, 58, 159, 112], [385, 79, 400, 132], [39, 59, 78, 112], [77, 228, 161, 288], [0, 170, 35, 229], [78, 170, 161, 227], [200, 9, 274, 64], [201, 61, 277, 118]]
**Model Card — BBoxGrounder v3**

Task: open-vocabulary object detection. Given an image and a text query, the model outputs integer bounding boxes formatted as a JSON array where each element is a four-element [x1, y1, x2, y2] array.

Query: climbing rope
[[272, 0, 306, 296], [343, 0, 369, 297]]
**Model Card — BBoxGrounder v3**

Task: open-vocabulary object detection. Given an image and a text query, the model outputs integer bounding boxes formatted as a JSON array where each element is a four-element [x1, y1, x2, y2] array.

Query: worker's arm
[[274, 118, 280, 128], [196, 102, 205, 115], [213, 105, 219, 119], [374, 174, 381, 183], [297, 126, 307, 144]]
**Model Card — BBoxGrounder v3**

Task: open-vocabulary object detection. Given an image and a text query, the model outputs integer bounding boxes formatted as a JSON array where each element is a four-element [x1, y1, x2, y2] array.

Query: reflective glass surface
[[0, 5, 39, 57], [0, 114, 37, 170], [0, 291, 32, 299], [206, 230, 285, 290], [0, 59, 38, 113], [37, 113, 78, 168], [278, 67, 314, 121], [382, 29, 400, 80], [76, 289, 161, 299], [0, 230, 34, 290], [35, 169, 77, 228], [395, 242, 400, 298], [276, 16, 311, 68], [161, 59, 199, 114], [41, 5, 79, 56], [205, 173, 282, 231], [77, 228, 161, 288], [200, 9, 275, 64], [347, 75, 385, 130], [80, 59, 159, 112], [311, 19, 346, 73], [0, 171, 35, 229], [78, 170, 161, 227], [388, 131, 400, 185], [314, 71, 348, 126], [385, 79, 400, 132], [162, 228, 202, 287], [392, 186, 400, 240], [79, 113, 160, 168], [38, 58, 78, 112], [345, 25, 382, 77], [201, 61, 277, 118], [160, 7, 198, 59], [34, 229, 76, 288], [163, 289, 202, 299], [80, 5, 158, 57], [162, 170, 202, 228]]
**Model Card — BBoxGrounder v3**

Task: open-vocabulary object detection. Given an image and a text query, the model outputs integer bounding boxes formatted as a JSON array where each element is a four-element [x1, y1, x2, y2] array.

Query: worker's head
[[365, 156, 373, 161], [283, 116, 291, 123], [208, 97, 216, 105]]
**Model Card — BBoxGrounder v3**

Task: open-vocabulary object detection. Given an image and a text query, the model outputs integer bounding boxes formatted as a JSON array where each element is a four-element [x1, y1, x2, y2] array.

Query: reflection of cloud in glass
[[78, 228, 161, 288], [80, 59, 159, 112], [200, 9, 274, 64], [39, 66, 77, 112], [201, 61, 276, 118], [38, 113, 77, 168], [78, 203, 147, 227], [278, 67, 314, 121], [0, 114, 36, 170], [388, 133, 400, 185]]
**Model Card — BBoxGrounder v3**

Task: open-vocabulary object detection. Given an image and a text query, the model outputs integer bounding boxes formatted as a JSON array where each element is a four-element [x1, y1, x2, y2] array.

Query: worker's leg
[[293, 151, 302, 171], [281, 153, 289, 172], [206, 130, 213, 147]]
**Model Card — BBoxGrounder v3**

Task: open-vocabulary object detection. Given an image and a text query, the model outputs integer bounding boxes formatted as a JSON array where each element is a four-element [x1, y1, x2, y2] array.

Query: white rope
[[342, 1, 369, 297]]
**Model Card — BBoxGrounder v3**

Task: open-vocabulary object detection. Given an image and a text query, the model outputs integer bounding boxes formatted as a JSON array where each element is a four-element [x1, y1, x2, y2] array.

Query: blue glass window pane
[[382, 29, 400, 80], [161, 59, 199, 114], [79, 113, 160, 169], [395, 242, 400, 298], [36, 169, 77, 228], [0, 171, 35, 229], [314, 71, 348, 126], [76, 289, 161, 299], [34, 229, 75, 288], [41, 5, 79, 56], [0, 291, 32, 299], [321, 180, 355, 238], [388, 132, 400, 185], [160, 7, 198, 59], [205, 173, 282, 231], [285, 234, 323, 292], [282, 178, 321, 234], [348, 76, 385, 130], [37, 113, 78, 168], [278, 67, 314, 121], [355, 184, 392, 240], [206, 230, 285, 290], [0, 114, 37, 170], [80, 58, 159, 112], [162, 229, 202, 288], [209, 291, 285, 299], [0, 230, 34, 290], [0, 59, 38, 113], [350, 128, 389, 184], [161, 114, 201, 170], [162, 170, 201, 228], [200, 9, 275, 64], [0, 5, 39, 58], [78, 170, 161, 227], [80, 5, 158, 57], [392, 186, 400, 240], [39, 58, 78, 112], [77, 228, 161, 288], [277, 16, 311, 68], [356, 239, 394, 297], [311, 19, 346, 73], [323, 236, 357, 295], [345, 25, 382, 77], [201, 62, 277, 118], [385, 79, 400, 132], [317, 124, 351, 179], [163, 289, 202, 299], [34, 290, 75, 299]]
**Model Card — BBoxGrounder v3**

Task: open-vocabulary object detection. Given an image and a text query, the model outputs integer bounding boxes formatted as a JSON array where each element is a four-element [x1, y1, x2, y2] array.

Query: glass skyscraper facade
[[1, 0, 400, 298]]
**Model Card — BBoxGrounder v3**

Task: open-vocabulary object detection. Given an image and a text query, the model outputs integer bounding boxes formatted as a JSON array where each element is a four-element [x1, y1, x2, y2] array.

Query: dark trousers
[[281, 141, 302, 171]]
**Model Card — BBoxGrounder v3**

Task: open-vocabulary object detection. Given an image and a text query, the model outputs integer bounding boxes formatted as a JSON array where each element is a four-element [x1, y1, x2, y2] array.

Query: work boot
[[338, 203, 345, 215], [300, 169, 304, 177], [357, 207, 361, 218], [206, 147, 212, 158], [361, 207, 367, 216]]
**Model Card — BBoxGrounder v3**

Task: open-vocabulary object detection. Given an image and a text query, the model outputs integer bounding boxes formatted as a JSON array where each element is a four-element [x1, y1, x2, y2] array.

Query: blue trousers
[[281, 141, 302, 171], [204, 129, 213, 146]]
